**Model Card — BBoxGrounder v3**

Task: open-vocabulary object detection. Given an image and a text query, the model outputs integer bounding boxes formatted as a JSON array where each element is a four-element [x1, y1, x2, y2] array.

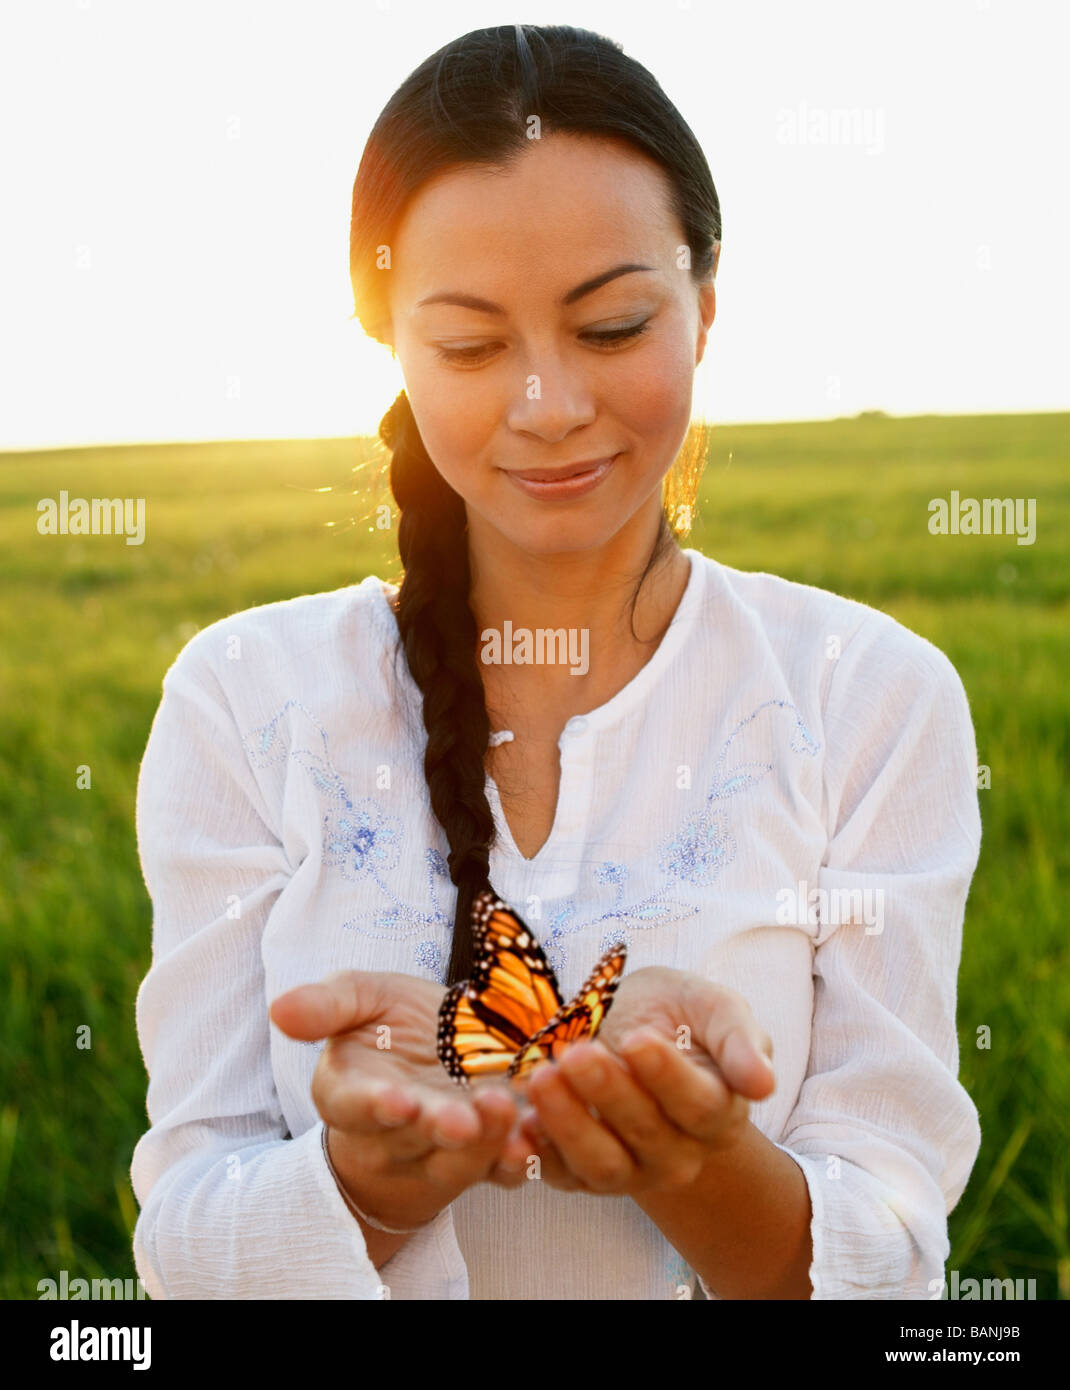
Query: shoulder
[[160, 574, 399, 701], [693, 550, 968, 700]]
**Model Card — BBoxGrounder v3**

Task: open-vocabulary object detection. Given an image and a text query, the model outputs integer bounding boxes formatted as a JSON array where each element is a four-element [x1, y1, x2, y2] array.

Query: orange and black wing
[[506, 941, 628, 1082], [436, 891, 564, 1084]]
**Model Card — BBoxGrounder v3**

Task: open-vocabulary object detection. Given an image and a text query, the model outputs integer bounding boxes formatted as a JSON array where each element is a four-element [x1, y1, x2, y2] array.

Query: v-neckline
[[372, 548, 706, 867], [484, 547, 704, 864]]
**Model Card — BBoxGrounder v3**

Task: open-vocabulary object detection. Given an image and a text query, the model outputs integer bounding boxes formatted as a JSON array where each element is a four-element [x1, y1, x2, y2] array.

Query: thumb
[[269, 970, 382, 1041], [683, 980, 776, 1100]]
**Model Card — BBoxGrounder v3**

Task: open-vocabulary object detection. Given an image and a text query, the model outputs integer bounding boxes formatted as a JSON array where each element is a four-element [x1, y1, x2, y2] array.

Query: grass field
[[1, 411, 1067, 1300]]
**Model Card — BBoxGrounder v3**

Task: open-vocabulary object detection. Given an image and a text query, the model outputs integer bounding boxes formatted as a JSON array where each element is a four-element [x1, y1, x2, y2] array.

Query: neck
[[466, 505, 692, 715]]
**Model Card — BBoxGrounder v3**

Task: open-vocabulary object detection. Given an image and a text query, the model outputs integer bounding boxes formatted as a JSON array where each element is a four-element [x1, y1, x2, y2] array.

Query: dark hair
[[348, 24, 721, 985]]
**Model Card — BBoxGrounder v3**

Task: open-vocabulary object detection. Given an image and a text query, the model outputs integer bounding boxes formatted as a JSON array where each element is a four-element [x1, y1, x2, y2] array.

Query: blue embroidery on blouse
[[663, 1251, 695, 1294], [243, 701, 453, 972], [241, 697, 820, 984], [529, 700, 820, 974], [660, 699, 819, 886], [245, 699, 406, 882], [413, 939, 443, 976]]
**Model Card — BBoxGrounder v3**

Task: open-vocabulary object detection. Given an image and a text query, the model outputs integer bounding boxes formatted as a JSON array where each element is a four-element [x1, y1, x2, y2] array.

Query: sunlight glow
[[1, 0, 1065, 451]]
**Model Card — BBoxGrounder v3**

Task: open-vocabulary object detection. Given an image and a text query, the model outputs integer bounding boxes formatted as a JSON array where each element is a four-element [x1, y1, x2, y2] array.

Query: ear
[[694, 280, 717, 367], [694, 241, 719, 365]]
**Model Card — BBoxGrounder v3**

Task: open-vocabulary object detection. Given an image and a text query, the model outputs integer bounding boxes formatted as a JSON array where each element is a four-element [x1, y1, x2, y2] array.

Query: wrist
[[323, 1125, 448, 1231]]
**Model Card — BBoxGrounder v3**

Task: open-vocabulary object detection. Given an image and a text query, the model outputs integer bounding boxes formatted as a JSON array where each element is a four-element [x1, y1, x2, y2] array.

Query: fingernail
[[370, 1085, 412, 1124], [433, 1126, 471, 1149], [475, 1088, 511, 1115], [565, 1047, 603, 1080], [432, 1109, 476, 1147]]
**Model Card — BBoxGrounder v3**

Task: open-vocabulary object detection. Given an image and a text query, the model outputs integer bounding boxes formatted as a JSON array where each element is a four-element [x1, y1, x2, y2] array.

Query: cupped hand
[[493, 966, 775, 1196], [270, 970, 530, 1229]]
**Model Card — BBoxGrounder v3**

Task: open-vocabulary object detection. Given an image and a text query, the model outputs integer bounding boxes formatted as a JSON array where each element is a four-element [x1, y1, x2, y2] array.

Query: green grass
[[1, 412, 1067, 1299]]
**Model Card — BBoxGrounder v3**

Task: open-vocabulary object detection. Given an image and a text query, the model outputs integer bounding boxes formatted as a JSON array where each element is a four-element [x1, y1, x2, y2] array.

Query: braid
[[381, 390, 496, 985]]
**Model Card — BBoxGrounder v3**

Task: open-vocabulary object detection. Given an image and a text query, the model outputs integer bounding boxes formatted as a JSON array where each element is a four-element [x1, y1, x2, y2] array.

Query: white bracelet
[[320, 1125, 433, 1235]]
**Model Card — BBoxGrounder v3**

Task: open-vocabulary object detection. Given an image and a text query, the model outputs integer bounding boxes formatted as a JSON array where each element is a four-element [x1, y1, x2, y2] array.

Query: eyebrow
[[414, 263, 655, 315]]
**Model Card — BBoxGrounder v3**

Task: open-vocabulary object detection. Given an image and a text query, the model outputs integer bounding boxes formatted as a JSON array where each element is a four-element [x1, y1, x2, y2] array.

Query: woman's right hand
[[269, 970, 531, 1232]]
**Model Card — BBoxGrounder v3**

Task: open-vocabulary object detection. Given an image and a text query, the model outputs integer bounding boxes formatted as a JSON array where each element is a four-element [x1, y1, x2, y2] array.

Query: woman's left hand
[[490, 966, 776, 1195]]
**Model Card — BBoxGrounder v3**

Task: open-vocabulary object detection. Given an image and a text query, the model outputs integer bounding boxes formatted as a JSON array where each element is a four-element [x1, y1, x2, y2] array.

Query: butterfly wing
[[436, 891, 564, 1084], [506, 941, 628, 1082], [436, 979, 518, 1083]]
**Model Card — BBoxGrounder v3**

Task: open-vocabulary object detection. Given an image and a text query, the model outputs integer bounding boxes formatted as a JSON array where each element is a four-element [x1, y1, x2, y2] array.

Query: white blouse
[[130, 546, 983, 1300]]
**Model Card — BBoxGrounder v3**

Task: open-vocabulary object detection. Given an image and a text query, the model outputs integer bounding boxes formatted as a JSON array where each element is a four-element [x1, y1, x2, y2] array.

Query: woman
[[130, 24, 982, 1300]]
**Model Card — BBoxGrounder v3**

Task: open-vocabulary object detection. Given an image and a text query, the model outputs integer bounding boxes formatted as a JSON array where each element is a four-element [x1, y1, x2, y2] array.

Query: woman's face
[[384, 132, 717, 559]]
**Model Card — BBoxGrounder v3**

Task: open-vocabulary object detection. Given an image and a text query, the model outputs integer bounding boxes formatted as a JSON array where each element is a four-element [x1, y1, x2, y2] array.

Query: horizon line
[[2, 406, 1068, 458]]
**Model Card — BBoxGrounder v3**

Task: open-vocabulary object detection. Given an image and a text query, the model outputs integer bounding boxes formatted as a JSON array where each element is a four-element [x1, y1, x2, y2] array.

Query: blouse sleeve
[[129, 638, 468, 1299], [708, 612, 983, 1300]]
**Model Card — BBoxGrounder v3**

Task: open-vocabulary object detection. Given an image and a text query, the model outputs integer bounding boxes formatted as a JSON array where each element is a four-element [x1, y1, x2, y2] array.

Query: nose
[[504, 351, 597, 442]]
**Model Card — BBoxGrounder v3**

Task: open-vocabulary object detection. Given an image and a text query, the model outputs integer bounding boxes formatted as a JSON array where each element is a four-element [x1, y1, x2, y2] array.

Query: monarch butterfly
[[436, 889, 627, 1085]]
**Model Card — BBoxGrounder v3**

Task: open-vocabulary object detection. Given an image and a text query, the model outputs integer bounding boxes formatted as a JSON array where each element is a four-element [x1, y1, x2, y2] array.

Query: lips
[[503, 455, 617, 501], [509, 457, 615, 482]]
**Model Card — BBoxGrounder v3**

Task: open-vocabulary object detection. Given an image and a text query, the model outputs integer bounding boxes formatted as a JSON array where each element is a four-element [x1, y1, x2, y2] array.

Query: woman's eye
[[433, 342, 502, 365], [432, 318, 652, 366], [581, 319, 652, 347]]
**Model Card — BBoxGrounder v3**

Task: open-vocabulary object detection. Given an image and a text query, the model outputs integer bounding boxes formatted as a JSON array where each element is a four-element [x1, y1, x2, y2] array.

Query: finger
[[270, 971, 386, 1041], [318, 1048, 486, 1158], [319, 1075, 433, 1162], [618, 1029, 747, 1147], [485, 1101, 539, 1185], [526, 1063, 636, 1193], [485, 1105, 535, 1174], [325, 1072, 517, 1185], [484, 1106, 559, 1188], [407, 1087, 486, 1153], [422, 1085, 520, 1188], [332, 1077, 517, 1177], [712, 1022, 776, 1099], [556, 1039, 709, 1182], [512, 1112, 583, 1190], [683, 981, 776, 1099]]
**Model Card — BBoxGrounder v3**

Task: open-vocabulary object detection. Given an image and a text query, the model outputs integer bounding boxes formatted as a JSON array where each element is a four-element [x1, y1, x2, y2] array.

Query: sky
[[1, 0, 1067, 451]]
